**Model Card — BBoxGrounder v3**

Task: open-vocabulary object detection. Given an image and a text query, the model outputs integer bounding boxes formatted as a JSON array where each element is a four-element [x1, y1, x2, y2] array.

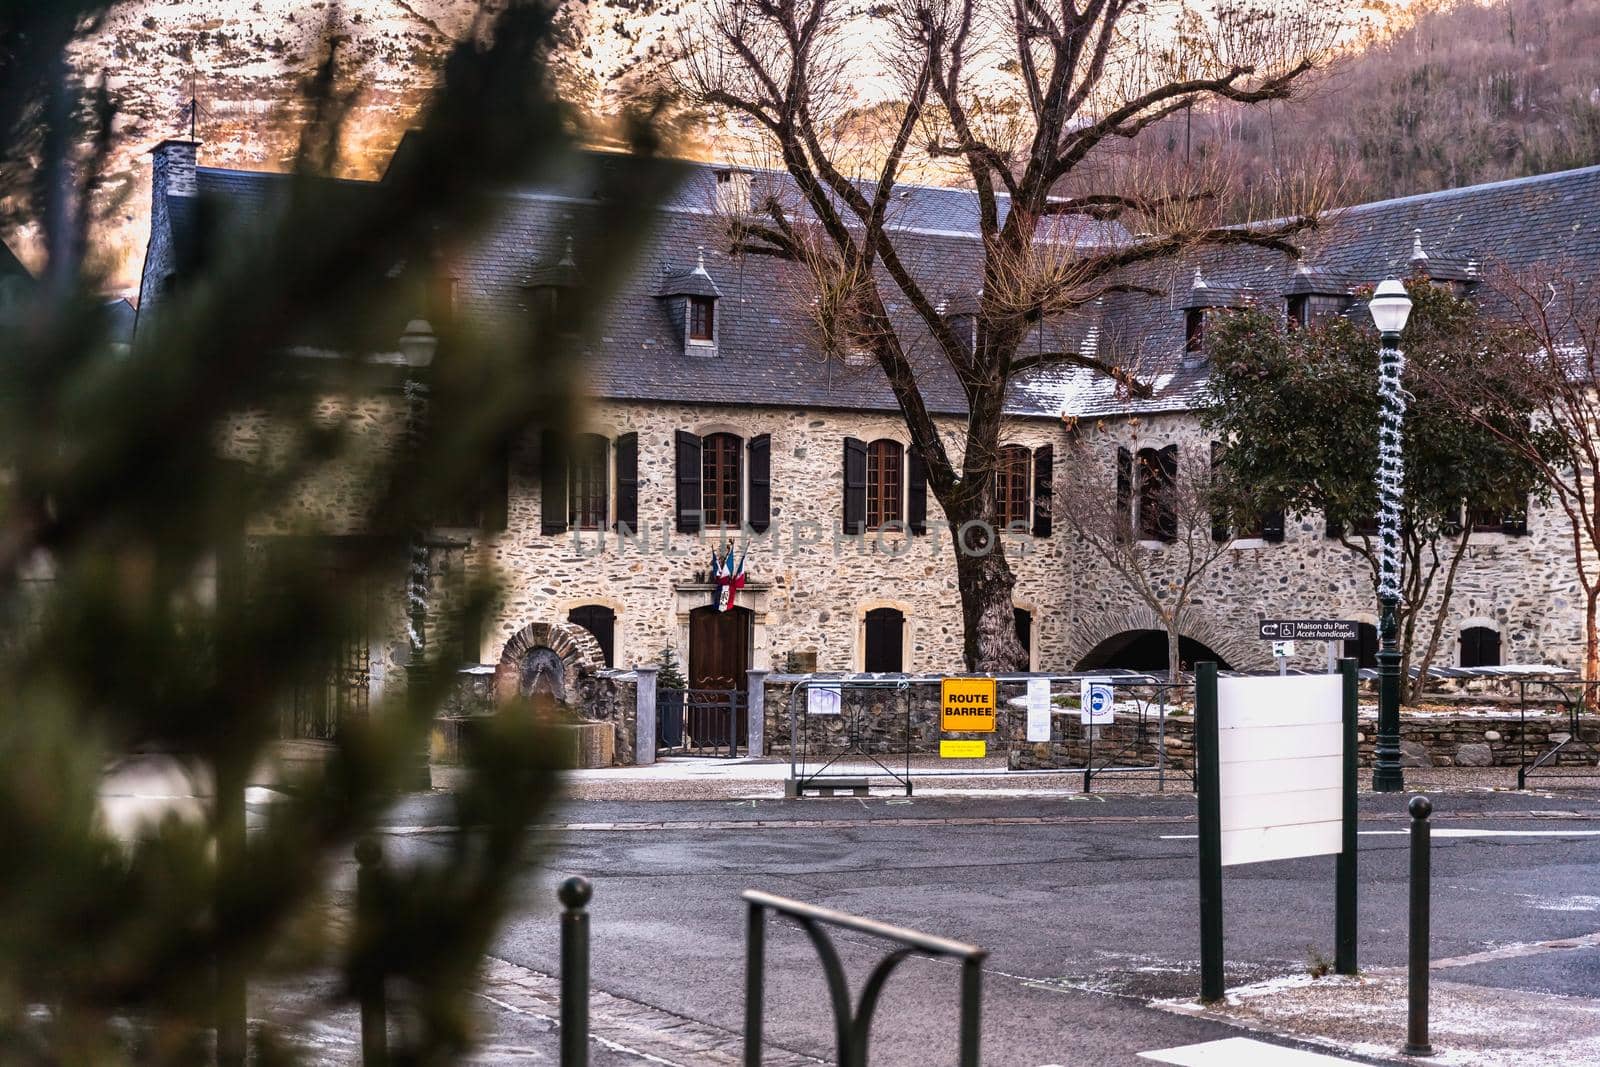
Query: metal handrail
[[741, 890, 985, 958], [741, 889, 985, 1067]]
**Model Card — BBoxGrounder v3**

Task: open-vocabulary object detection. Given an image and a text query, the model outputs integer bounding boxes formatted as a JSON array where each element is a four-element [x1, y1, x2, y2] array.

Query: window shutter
[[675, 430, 703, 533], [1115, 446, 1132, 542], [1261, 509, 1286, 543], [747, 433, 771, 533], [614, 432, 638, 532], [1209, 442, 1229, 542], [907, 446, 928, 535], [483, 442, 509, 533], [539, 430, 568, 535], [1031, 444, 1053, 537], [1156, 444, 1179, 542], [1325, 513, 1343, 539], [843, 437, 868, 535]]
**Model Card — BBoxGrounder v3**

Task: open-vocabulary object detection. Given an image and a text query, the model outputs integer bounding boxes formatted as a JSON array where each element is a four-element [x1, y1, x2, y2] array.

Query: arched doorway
[[1075, 629, 1233, 673], [567, 604, 616, 668], [689, 605, 752, 745]]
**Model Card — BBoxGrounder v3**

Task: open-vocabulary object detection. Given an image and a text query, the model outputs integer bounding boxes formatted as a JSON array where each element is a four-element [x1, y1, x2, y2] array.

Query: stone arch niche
[[1067, 606, 1259, 673], [494, 621, 607, 706]]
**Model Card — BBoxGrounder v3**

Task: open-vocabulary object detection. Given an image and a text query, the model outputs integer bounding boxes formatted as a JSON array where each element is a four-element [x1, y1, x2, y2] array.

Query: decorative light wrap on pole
[[1367, 276, 1413, 794], [1375, 342, 1409, 601]]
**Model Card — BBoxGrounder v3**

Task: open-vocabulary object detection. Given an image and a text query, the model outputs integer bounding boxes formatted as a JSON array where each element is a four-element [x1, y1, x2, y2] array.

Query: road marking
[[1161, 828, 1600, 840], [1138, 1036, 1364, 1065]]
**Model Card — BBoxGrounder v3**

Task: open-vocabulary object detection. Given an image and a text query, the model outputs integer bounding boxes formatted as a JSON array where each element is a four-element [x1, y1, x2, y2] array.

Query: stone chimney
[[151, 139, 199, 200]]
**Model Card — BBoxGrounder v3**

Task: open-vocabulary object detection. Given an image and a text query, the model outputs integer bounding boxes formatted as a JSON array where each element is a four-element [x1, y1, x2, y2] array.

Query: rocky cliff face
[[67, 0, 690, 289]]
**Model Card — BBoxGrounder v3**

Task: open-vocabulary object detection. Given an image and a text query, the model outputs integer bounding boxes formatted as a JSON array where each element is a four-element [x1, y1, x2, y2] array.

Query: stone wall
[[1060, 413, 1590, 675], [467, 401, 1070, 675], [1011, 707, 1600, 772], [433, 662, 638, 766], [759, 673, 1597, 773], [452, 400, 1591, 686]]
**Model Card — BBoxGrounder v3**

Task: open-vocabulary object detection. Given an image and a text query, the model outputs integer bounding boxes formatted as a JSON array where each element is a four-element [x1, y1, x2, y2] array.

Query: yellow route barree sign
[[941, 677, 997, 732]]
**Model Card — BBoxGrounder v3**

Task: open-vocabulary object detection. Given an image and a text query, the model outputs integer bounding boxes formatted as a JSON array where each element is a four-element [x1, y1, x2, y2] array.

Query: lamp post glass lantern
[[1370, 278, 1413, 792]]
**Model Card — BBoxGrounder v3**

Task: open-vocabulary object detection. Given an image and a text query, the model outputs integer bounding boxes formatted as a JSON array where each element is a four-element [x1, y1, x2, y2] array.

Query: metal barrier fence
[[784, 672, 1195, 794], [658, 687, 745, 758], [1516, 676, 1600, 788], [787, 677, 914, 796]]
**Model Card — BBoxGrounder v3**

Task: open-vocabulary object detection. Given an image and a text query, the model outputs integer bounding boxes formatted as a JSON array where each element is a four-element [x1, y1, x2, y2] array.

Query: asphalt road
[[370, 786, 1600, 1066]]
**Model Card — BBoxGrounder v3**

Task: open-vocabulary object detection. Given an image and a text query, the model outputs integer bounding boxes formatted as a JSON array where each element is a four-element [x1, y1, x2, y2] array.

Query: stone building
[[133, 135, 1600, 738]]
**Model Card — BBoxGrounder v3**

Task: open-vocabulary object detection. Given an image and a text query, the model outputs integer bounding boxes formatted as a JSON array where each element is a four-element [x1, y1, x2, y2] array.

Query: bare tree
[[1057, 436, 1234, 680], [1430, 264, 1600, 692], [676, 0, 1341, 669]]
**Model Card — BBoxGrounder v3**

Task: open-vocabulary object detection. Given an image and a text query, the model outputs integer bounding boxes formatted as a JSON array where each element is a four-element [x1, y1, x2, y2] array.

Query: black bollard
[[355, 837, 387, 1067], [559, 876, 593, 1067], [1405, 796, 1434, 1057]]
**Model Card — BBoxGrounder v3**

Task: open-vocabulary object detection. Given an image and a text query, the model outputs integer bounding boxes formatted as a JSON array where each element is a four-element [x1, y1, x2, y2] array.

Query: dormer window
[[689, 296, 715, 341], [521, 234, 581, 337], [658, 248, 723, 355], [1185, 308, 1205, 355], [1286, 294, 1309, 329]]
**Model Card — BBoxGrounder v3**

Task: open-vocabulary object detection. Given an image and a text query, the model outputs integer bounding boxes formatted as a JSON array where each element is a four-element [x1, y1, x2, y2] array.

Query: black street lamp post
[[1369, 278, 1414, 793]]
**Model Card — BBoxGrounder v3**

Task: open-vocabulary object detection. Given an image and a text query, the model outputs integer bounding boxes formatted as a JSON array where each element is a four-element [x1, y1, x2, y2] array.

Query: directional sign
[[1259, 619, 1360, 642], [941, 677, 997, 732]]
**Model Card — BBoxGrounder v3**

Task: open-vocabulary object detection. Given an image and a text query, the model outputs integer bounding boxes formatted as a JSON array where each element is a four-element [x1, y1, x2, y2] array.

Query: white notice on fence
[[1026, 679, 1052, 742], [807, 684, 842, 717], [1080, 678, 1115, 725], [1215, 674, 1344, 867]]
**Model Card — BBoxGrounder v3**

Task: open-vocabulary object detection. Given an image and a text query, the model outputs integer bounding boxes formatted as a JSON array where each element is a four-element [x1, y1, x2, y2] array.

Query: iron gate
[[657, 687, 744, 757]]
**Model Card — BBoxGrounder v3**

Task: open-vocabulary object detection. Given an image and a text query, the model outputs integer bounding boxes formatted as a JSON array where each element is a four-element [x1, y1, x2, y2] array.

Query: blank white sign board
[[1215, 674, 1345, 867]]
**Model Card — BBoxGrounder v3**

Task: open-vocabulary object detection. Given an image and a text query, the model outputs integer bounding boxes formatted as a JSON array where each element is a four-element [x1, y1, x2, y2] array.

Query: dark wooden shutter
[[747, 434, 771, 532], [614, 432, 638, 533], [1115, 446, 1132, 542], [483, 442, 509, 533], [1209, 442, 1229, 542], [1031, 443, 1053, 537], [568, 605, 616, 668], [864, 607, 904, 672], [1325, 512, 1344, 539], [675, 430, 703, 533], [907, 446, 928, 535], [1155, 444, 1178, 542], [539, 430, 568, 535], [843, 437, 868, 535], [1460, 626, 1501, 668], [1261, 509, 1286, 543]]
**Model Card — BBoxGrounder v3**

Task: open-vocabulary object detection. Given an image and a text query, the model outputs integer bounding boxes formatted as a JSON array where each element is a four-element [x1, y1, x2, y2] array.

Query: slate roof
[[151, 148, 1600, 421], [1055, 164, 1600, 419]]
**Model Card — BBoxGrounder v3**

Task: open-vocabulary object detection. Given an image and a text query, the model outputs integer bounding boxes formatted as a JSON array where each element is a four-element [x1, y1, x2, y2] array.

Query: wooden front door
[[689, 605, 751, 745]]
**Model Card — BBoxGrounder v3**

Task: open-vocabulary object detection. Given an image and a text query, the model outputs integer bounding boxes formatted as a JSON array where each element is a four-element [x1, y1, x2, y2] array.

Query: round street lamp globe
[[1369, 278, 1413, 335]]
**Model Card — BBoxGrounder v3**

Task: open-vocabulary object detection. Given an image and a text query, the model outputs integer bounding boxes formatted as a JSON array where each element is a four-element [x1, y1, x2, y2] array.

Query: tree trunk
[[951, 529, 1026, 672], [1406, 531, 1471, 704], [1586, 586, 1599, 709], [1166, 625, 1181, 683]]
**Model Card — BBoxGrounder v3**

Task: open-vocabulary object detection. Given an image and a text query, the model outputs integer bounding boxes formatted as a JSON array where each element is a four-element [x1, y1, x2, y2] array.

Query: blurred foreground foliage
[[0, 3, 671, 1062]]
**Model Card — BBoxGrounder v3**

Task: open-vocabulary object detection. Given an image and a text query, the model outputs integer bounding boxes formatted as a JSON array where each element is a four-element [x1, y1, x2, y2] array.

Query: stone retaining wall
[[762, 673, 1598, 773], [1010, 709, 1600, 771]]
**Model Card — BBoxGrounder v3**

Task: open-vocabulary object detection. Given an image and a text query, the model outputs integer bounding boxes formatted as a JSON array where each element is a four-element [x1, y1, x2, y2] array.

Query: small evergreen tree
[[655, 645, 688, 691]]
